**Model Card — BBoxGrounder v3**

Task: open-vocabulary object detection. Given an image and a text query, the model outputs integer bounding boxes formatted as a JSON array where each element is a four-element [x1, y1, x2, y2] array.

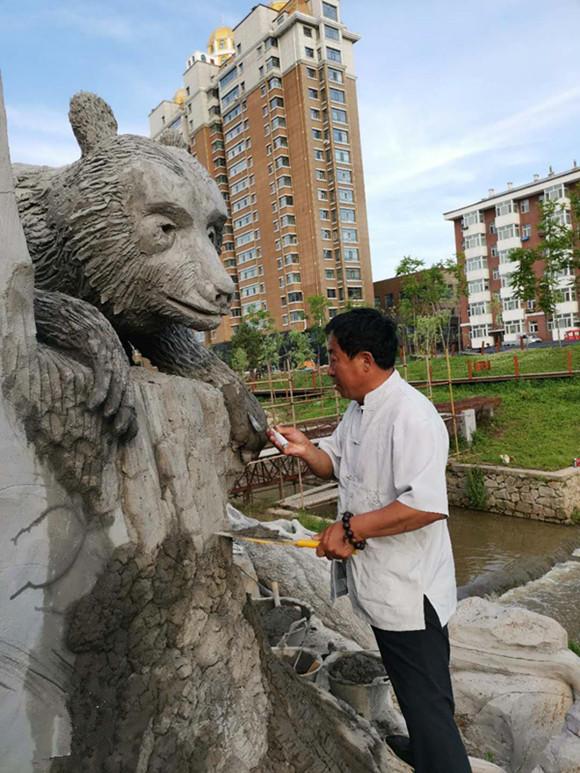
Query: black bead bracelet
[[341, 511, 367, 551]]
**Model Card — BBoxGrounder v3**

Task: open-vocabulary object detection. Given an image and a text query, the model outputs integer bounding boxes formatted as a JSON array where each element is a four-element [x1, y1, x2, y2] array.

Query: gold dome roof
[[173, 89, 186, 106], [271, 1, 288, 10], [207, 26, 234, 48]]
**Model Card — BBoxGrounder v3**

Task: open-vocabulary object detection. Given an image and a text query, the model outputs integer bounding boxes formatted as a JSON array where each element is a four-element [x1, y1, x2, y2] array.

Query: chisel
[[216, 531, 320, 549]]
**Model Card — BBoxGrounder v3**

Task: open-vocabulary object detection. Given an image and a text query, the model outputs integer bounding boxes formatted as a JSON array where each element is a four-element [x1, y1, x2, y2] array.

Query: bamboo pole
[[444, 346, 460, 454]]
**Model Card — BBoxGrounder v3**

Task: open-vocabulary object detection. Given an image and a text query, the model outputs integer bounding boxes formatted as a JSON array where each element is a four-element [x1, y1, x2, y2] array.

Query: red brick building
[[444, 167, 580, 349]]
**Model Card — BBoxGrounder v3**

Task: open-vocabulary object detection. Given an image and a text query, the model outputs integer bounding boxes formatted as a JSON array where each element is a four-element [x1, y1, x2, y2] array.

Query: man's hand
[[315, 522, 355, 561], [266, 425, 335, 479]]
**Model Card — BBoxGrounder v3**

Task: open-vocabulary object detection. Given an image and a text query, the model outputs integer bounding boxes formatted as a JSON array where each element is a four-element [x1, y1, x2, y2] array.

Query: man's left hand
[[316, 522, 355, 560]]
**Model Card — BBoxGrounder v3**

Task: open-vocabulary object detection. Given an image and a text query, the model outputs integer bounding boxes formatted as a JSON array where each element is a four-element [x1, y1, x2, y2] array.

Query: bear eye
[[160, 222, 176, 235], [207, 224, 223, 254]]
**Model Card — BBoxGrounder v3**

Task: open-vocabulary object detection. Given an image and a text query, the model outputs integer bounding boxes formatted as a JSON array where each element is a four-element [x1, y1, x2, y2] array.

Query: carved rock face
[[16, 99, 235, 335]]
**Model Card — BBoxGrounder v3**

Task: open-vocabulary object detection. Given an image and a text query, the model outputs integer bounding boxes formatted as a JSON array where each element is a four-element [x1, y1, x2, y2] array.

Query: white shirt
[[318, 370, 457, 631]]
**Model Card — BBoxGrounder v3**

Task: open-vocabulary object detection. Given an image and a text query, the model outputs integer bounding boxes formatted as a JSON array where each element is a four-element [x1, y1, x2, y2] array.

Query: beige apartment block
[[149, 0, 373, 343]]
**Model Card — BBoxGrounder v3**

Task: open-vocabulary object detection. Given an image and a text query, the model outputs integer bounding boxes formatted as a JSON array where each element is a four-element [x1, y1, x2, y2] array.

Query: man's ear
[[360, 351, 374, 370]]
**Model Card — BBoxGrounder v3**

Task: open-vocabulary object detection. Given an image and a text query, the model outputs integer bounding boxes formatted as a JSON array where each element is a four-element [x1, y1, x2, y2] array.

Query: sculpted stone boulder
[[0, 82, 407, 772], [450, 598, 580, 772]]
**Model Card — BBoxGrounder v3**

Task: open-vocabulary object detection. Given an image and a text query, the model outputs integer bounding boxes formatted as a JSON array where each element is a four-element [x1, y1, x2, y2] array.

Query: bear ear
[[69, 92, 118, 157], [157, 128, 187, 150]]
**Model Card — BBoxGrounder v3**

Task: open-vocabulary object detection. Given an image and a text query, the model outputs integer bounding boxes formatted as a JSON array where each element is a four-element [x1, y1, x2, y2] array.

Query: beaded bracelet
[[341, 511, 367, 551]]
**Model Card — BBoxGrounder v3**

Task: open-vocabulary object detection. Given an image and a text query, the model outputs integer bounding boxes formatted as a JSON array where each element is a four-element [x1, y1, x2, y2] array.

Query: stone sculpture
[[0, 82, 407, 772]]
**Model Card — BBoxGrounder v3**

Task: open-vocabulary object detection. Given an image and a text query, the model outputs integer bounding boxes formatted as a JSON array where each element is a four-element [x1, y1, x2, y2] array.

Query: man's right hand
[[267, 425, 334, 480]]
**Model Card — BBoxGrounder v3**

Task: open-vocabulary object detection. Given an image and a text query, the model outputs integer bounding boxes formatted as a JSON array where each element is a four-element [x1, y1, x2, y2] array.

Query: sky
[[2, 0, 580, 280]]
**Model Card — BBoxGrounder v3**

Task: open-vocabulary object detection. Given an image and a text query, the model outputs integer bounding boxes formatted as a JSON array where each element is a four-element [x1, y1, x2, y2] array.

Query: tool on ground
[[216, 531, 320, 549]]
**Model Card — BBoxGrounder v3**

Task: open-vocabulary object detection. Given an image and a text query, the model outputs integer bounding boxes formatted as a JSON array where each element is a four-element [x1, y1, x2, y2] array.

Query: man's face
[[327, 334, 369, 402]]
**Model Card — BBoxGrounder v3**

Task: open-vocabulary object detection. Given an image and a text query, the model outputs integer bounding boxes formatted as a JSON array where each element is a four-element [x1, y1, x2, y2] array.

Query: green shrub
[[569, 640, 580, 657], [466, 467, 488, 510]]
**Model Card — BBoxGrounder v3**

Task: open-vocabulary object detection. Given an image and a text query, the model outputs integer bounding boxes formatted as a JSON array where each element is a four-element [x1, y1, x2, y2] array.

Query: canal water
[[450, 507, 580, 641]]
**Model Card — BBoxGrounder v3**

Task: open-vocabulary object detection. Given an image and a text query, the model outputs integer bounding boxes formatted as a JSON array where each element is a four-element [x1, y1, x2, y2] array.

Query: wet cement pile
[[328, 653, 387, 684], [257, 604, 305, 645]]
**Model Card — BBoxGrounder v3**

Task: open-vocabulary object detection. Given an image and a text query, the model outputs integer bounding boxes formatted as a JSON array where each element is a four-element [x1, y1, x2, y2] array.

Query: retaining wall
[[447, 463, 580, 524]]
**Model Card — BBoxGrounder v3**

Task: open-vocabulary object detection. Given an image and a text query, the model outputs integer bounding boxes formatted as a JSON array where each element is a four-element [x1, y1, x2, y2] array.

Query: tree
[[230, 309, 281, 375], [510, 186, 580, 343], [285, 329, 315, 369], [306, 294, 329, 363], [230, 347, 249, 375]]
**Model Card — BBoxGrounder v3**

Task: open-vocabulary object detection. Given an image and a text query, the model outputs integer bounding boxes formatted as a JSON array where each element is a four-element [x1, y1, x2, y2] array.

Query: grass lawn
[[263, 375, 580, 472]]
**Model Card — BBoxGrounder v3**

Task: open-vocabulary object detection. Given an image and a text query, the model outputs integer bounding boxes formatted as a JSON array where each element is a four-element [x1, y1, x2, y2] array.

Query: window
[[269, 96, 284, 110], [279, 195, 294, 207], [471, 324, 490, 339], [556, 286, 577, 303], [331, 107, 347, 122], [504, 320, 523, 335], [312, 128, 323, 140], [335, 149, 351, 163], [324, 25, 340, 40], [329, 87, 346, 103], [341, 228, 358, 242], [235, 230, 258, 248], [338, 188, 354, 203], [492, 269, 500, 280], [318, 189, 328, 201], [327, 47, 342, 63], [320, 209, 330, 220], [271, 116, 286, 129], [465, 255, 488, 272], [333, 128, 348, 143], [498, 249, 516, 265], [219, 67, 237, 90], [269, 77, 282, 90], [520, 199, 530, 213], [289, 310, 304, 322], [316, 169, 326, 180], [314, 148, 324, 161], [462, 211, 483, 227], [497, 223, 519, 241], [233, 213, 253, 230], [282, 233, 298, 246], [345, 268, 361, 280], [305, 46, 315, 58], [241, 283, 264, 298], [467, 278, 489, 294], [286, 272, 301, 284], [336, 168, 352, 183], [544, 184, 565, 201], [223, 104, 243, 124], [328, 68, 343, 84], [231, 177, 249, 195], [266, 56, 280, 71], [326, 288, 337, 299], [464, 233, 486, 249], [230, 158, 249, 177], [339, 207, 355, 222], [521, 224, 532, 240], [240, 265, 263, 281], [322, 2, 338, 21], [273, 135, 288, 149], [502, 298, 520, 312], [227, 139, 246, 160], [469, 301, 489, 316], [232, 195, 251, 213], [225, 122, 244, 142], [347, 287, 362, 300], [344, 247, 359, 262], [277, 174, 292, 188], [321, 229, 332, 240], [495, 201, 516, 217], [325, 269, 335, 279], [275, 155, 290, 168], [310, 108, 321, 120], [308, 88, 319, 99], [307, 66, 317, 79], [303, 25, 313, 37], [288, 291, 303, 303], [221, 85, 240, 107]]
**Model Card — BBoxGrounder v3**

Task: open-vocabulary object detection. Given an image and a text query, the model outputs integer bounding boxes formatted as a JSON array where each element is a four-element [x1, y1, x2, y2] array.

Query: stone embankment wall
[[447, 463, 580, 524]]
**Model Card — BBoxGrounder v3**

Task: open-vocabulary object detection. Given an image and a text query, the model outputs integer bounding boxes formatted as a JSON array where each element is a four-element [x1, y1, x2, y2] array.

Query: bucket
[[252, 596, 313, 647], [325, 650, 392, 721], [271, 646, 322, 682]]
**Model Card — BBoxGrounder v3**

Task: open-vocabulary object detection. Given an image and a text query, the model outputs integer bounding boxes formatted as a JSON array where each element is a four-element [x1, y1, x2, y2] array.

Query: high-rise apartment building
[[444, 167, 580, 350], [149, 0, 373, 343]]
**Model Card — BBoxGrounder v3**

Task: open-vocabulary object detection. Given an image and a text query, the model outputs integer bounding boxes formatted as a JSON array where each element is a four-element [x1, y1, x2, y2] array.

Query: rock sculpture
[[0, 81, 407, 771], [450, 597, 580, 772]]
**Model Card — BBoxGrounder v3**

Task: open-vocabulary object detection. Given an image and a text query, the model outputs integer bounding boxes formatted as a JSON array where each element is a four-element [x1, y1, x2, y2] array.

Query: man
[[267, 308, 470, 773]]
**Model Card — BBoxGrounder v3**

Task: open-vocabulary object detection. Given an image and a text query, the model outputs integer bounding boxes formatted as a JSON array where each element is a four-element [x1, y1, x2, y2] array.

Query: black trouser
[[372, 597, 471, 773]]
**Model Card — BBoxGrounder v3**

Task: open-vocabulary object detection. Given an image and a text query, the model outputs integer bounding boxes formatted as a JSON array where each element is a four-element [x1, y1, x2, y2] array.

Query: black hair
[[325, 308, 398, 370]]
